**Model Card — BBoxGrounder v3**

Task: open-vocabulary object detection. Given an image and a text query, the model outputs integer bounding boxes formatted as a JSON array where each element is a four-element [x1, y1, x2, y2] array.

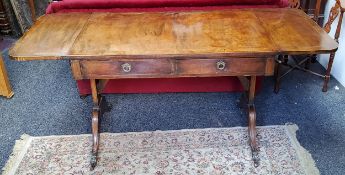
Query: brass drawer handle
[[121, 63, 132, 72], [216, 61, 226, 70]]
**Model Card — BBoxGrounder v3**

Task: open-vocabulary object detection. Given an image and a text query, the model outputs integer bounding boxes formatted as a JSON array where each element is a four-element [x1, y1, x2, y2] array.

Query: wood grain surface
[[0, 55, 13, 98], [10, 13, 91, 60], [9, 8, 338, 61]]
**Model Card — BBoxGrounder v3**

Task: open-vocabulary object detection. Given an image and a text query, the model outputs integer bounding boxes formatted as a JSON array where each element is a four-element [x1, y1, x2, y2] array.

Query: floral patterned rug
[[3, 124, 319, 175]]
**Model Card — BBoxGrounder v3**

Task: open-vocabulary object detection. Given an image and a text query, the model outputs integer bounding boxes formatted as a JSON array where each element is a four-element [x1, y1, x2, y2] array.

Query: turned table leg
[[238, 76, 259, 167], [274, 55, 283, 93], [247, 76, 259, 167], [90, 79, 100, 169]]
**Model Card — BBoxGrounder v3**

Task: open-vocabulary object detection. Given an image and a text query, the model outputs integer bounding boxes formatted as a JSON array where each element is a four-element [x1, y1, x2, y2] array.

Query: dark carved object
[[289, 0, 301, 8], [0, 0, 11, 35], [324, 2, 341, 33]]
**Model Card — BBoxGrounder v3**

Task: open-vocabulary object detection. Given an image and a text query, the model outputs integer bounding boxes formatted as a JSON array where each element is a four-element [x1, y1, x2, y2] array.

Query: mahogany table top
[[9, 8, 338, 61]]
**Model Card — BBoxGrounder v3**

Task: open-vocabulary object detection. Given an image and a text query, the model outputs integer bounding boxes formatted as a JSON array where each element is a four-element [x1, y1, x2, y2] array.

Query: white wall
[[318, 0, 345, 86]]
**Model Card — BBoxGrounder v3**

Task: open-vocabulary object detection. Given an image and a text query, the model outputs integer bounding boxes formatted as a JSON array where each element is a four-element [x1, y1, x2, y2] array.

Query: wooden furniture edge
[[0, 55, 14, 98], [8, 9, 339, 61], [70, 57, 275, 80]]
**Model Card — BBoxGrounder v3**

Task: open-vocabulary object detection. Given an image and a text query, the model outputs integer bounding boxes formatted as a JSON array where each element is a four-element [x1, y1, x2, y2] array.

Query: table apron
[[70, 57, 275, 80]]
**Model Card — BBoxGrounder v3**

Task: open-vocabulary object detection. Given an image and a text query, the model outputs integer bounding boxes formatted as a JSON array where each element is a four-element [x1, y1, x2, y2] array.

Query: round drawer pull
[[216, 61, 226, 70], [121, 63, 132, 72]]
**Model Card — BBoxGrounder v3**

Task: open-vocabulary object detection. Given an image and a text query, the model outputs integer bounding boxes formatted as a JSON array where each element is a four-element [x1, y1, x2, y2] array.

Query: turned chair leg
[[304, 56, 312, 70], [322, 9, 343, 92], [322, 52, 336, 92]]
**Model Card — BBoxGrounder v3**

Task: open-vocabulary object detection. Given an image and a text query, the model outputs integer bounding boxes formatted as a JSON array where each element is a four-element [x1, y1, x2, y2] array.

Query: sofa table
[[9, 8, 338, 169]]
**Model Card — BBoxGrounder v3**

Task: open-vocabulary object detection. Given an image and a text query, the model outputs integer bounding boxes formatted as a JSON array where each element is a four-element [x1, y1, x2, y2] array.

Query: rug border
[[284, 124, 320, 175], [2, 125, 291, 140], [2, 134, 33, 175]]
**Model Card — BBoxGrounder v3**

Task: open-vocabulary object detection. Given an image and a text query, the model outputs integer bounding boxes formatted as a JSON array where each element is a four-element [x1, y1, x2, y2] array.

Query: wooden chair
[[275, 0, 344, 93]]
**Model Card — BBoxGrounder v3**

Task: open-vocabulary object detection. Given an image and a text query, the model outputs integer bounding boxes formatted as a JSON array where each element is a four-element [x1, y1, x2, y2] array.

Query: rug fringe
[[2, 134, 32, 175], [285, 123, 320, 175]]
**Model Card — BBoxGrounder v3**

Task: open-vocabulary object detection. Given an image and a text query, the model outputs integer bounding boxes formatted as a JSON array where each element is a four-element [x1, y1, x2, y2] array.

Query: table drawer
[[76, 59, 174, 79], [71, 57, 274, 80], [176, 58, 273, 76]]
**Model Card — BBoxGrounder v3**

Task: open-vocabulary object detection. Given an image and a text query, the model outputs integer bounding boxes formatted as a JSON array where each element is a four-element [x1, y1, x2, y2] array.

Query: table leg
[[238, 76, 259, 167], [90, 79, 100, 169], [247, 76, 259, 167], [274, 55, 283, 93]]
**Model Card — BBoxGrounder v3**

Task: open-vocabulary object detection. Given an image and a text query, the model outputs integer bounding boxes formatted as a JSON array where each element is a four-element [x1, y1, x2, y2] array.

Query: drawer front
[[176, 57, 273, 76], [78, 59, 174, 79], [71, 57, 274, 80]]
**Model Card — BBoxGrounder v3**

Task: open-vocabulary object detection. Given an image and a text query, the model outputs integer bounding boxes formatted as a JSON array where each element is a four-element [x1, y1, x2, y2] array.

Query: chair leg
[[323, 10, 343, 92], [79, 94, 89, 99], [274, 55, 283, 93], [283, 55, 288, 64], [304, 56, 311, 70], [311, 54, 317, 63], [322, 52, 336, 92]]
